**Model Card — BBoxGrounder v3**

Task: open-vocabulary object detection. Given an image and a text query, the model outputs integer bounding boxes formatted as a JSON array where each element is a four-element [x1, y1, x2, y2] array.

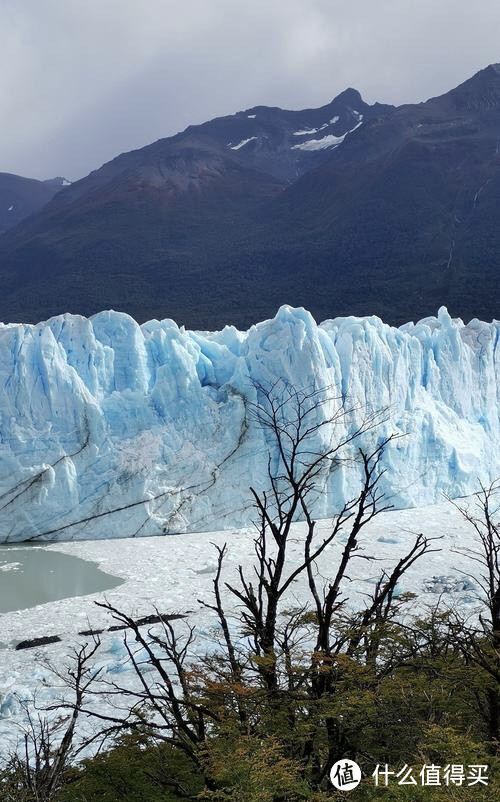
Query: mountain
[[0, 91, 392, 325], [0, 66, 498, 327], [260, 64, 500, 325], [0, 306, 497, 541], [0, 173, 70, 235]]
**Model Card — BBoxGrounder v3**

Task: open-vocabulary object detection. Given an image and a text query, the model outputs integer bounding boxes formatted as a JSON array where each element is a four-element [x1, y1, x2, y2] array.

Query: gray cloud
[[1, 0, 499, 180]]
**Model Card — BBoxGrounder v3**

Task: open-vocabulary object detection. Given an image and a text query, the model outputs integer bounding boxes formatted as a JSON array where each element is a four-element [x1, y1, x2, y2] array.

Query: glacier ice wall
[[0, 305, 498, 542]]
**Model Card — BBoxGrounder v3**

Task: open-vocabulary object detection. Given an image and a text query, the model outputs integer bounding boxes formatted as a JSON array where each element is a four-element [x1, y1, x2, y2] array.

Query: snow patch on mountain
[[293, 126, 323, 136], [229, 136, 257, 150], [0, 305, 498, 542], [292, 133, 347, 150], [292, 118, 364, 150]]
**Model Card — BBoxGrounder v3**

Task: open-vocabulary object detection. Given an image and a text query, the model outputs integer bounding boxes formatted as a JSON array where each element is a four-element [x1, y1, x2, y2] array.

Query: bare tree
[[75, 383, 439, 793], [451, 480, 500, 745], [2, 638, 101, 802]]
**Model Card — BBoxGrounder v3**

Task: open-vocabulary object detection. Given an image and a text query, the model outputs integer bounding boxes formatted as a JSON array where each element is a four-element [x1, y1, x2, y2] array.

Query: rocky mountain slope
[[0, 173, 69, 235], [0, 66, 499, 327]]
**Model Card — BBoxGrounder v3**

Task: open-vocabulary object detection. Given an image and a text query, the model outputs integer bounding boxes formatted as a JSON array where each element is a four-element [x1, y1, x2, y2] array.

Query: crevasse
[[0, 305, 498, 542]]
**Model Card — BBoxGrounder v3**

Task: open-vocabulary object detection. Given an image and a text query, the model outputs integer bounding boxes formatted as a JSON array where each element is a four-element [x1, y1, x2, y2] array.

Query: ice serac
[[0, 306, 498, 542]]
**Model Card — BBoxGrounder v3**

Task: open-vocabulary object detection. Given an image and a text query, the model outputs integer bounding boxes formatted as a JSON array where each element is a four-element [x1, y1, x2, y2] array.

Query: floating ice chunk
[[423, 575, 477, 595]]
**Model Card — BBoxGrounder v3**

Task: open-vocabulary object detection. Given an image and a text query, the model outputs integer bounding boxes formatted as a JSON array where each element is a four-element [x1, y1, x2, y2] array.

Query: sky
[[1, 0, 500, 181]]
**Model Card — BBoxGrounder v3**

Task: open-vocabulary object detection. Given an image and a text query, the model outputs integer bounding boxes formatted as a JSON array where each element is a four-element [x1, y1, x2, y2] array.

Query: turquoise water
[[0, 545, 123, 613]]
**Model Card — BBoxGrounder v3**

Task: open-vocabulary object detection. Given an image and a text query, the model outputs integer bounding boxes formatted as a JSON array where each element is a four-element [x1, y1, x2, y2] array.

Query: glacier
[[0, 305, 498, 542]]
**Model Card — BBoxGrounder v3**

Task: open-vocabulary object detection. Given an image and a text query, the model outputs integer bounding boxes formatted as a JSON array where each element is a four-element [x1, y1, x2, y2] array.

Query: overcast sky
[[1, 0, 499, 181]]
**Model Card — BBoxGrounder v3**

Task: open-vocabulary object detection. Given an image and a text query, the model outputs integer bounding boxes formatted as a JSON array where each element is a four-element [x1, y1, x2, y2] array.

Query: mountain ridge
[[0, 65, 498, 328], [0, 172, 70, 235]]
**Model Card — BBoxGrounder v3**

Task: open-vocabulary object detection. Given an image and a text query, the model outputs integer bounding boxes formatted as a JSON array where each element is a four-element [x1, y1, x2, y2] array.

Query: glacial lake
[[0, 545, 124, 614]]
